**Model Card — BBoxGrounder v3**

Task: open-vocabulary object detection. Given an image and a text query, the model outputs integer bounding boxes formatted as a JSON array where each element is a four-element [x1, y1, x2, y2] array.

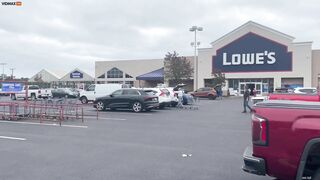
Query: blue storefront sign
[[70, 71, 83, 79], [212, 32, 292, 73], [1, 82, 23, 92]]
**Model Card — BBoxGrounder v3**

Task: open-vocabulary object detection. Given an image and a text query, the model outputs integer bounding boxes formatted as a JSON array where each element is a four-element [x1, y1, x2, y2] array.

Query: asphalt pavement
[[0, 97, 272, 180]]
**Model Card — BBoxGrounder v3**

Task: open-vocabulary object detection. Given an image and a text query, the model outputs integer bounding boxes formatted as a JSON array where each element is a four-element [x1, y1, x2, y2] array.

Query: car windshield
[[138, 90, 148, 95]]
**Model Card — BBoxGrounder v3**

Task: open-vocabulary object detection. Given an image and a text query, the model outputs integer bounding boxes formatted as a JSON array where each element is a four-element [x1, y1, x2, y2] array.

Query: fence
[[0, 99, 86, 126]]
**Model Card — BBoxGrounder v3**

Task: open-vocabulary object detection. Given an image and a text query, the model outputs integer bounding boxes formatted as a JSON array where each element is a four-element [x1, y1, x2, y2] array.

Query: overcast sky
[[0, 0, 320, 78]]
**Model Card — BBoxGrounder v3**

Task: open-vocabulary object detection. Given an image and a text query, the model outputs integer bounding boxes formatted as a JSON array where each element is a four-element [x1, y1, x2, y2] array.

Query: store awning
[[136, 68, 164, 81]]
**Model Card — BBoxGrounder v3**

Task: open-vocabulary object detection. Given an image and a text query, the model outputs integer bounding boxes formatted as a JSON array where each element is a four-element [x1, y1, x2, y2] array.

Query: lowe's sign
[[212, 32, 292, 72], [70, 71, 83, 79]]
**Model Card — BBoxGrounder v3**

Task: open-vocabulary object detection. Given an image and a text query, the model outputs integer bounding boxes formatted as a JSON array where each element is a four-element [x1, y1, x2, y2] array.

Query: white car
[[143, 88, 171, 109], [294, 87, 317, 94], [165, 87, 179, 107]]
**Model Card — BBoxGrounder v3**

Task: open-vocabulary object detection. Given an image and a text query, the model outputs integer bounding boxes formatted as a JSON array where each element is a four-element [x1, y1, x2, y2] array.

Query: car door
[[202, 87, 212, 97], [121, 89, 138, 108], [85, 85, 96, 101], [195, 88, 204, 97], [107, 89, 123, 108]]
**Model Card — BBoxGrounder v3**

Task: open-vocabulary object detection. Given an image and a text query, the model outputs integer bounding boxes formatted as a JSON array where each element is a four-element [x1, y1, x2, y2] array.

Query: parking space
[[0, 97, 271, 180]]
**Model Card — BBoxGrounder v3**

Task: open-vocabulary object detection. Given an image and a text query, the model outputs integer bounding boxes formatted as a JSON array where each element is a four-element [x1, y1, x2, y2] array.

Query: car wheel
[[11, 94, 16, 100], [132, 101, 142, 112], [171, 102, 178, 107], [31, 94, 36, 101], [208, 94, 216, 100], [80, 96, 88, 104], [96, 101, 105, 111], [313, 168, 320, 180]]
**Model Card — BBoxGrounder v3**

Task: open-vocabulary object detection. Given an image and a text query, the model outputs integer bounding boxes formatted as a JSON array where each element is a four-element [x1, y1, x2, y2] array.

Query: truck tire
[[11, 94, 16, 100], [313, 168, 320, 180], [31, 93, 36, 101], [80, 96, 88, 104], [208, 94, 216, 100]]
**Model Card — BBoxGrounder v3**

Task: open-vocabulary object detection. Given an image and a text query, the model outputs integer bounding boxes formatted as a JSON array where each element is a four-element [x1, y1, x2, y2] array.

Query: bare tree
[[164, 51, 193, 85]]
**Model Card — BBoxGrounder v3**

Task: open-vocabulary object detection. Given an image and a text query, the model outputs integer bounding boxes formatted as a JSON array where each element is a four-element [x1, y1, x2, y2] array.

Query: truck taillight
[[252, 114, 268, 146]]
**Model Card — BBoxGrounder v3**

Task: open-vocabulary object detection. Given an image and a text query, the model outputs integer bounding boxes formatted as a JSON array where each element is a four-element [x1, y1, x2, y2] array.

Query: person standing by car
[[242, 86, 252, 113], [214, 84, 222, 100]]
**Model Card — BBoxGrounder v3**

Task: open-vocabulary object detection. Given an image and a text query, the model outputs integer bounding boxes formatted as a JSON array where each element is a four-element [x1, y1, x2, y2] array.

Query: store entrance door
[[239, 82, 262, 95]]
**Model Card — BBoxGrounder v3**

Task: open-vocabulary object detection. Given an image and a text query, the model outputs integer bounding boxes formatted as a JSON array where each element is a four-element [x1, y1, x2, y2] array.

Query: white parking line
[[86, 117, 127, 121], [0, 136, 26, 141], [0, 121, 88, 128]]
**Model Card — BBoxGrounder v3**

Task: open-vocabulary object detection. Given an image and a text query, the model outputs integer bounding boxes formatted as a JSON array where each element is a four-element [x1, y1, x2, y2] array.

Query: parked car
[[243, 100, 320, 180], [294, 87, 317, 94], [143, 88, 171, 109], [80, 84, 130, 104], [51, 88, 79, 98], [191, 87, 217, 100], [93, 88, 159, 112], [166, 87, 179, 107]]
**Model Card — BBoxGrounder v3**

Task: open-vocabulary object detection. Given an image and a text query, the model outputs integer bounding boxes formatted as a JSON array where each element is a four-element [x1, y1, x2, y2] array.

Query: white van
[[79, 84, 130, 104]]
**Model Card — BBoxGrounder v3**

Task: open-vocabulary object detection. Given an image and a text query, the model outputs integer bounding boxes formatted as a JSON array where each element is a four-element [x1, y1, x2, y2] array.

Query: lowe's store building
[[96, 21, 320, 95], [199, 21, 319, 95]]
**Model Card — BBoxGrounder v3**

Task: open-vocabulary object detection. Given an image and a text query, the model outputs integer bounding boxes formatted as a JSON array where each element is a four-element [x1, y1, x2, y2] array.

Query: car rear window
[[161, 89, 170, 96], [144, 90, 157, 95]]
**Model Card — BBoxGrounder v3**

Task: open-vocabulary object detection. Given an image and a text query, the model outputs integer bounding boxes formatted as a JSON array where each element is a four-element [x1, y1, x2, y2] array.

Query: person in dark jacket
[[242, 86, 252, 113]]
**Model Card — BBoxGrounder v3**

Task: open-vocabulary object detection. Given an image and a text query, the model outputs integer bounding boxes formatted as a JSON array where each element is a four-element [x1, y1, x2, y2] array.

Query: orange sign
[[15, 1, 22, 6]]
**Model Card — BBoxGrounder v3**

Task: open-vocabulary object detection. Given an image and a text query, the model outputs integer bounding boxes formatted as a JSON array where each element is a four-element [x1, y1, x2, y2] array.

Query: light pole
[[0, 63, 7, 81], [189, 26, 203, 91], [10, 68, 15, 79]]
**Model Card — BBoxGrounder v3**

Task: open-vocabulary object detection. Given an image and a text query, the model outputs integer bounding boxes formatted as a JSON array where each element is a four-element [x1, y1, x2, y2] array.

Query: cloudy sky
[[0, 0, 320, 78]]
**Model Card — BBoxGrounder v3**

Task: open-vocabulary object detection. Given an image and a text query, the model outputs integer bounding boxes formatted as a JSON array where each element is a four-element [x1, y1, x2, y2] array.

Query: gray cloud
[[0, 0, 319, 78]]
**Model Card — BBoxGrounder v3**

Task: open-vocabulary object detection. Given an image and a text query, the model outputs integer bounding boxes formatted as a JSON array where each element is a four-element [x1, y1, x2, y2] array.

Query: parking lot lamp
[[189, 26, 203, 90], [0, 63, 7, 81]]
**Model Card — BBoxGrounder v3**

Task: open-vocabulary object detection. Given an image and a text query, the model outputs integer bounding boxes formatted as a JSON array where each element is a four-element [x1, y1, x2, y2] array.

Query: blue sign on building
[[70, 71, 83, 79], [1, 82, 23, 92], [212, 32, 292, 73]]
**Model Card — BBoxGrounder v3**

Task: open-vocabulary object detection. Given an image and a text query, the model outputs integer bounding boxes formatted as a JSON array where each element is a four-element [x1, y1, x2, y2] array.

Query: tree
[[164, 51, 193, 85], [207, 70, 226, 87], [211, 69, 226, 87]]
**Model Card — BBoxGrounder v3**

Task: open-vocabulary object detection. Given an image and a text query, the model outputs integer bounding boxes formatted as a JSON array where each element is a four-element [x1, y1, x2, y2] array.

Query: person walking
[[242, 86, 252, 113]]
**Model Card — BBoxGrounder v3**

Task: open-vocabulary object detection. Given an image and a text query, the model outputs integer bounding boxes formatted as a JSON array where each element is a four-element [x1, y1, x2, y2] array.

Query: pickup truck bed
[[269, 93, 320, 101], [243, 100, 320, 180]]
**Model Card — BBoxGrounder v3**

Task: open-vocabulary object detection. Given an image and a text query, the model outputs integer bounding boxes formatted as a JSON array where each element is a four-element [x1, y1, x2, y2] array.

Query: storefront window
[[107, 68, 123, 78], [228, 80, 234, 88]]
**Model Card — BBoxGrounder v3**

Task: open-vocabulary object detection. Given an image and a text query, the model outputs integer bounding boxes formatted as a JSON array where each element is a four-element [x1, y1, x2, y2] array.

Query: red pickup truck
[[269, 93, 320, 101], [243, 100, 320, 180]]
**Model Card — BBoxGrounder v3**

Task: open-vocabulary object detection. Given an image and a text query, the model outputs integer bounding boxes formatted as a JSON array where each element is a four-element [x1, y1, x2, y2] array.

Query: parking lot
[[0, 97, 271, 180]]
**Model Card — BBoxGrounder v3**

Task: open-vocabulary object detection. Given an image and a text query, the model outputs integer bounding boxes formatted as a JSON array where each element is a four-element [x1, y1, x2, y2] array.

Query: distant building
[[59, 68, 94, 88], [29, 68, 94, 88], [29, 69, 60, 88]]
